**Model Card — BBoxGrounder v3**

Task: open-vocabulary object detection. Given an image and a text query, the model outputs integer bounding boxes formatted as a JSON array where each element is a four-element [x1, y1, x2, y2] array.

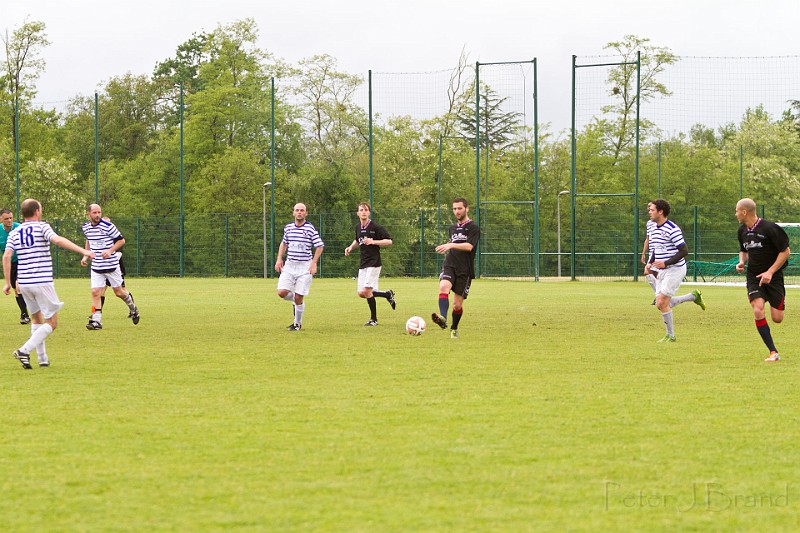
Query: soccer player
[[275, 203, 324, 331], [344, 202, 397, 326], [98, 217, 132, 311], [3, 198, 94, 369], [431, 197, 480, 339], [644, 199, 705, 343], [735, 198, 790, 362], [1, 209, 30, 324], [641, 209, 658, 304], [80, 204, 140, 330]]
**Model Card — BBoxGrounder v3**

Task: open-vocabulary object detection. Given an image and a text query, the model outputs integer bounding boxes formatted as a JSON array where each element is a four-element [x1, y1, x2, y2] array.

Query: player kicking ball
[[431, 197, 480, 339]]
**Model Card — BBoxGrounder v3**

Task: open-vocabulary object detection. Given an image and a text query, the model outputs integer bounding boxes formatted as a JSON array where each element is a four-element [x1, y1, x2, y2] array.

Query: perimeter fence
[[47, 204, 800, 284]]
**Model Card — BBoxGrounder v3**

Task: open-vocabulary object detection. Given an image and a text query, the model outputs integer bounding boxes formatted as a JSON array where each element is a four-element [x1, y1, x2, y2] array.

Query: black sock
[[367, 297, 377, 321], [451, 308, 463, 329], [16, 294, 28, 315], [101, 295, 106, 308], [373, 290, 388, 299], [756, 318, 778, 353]]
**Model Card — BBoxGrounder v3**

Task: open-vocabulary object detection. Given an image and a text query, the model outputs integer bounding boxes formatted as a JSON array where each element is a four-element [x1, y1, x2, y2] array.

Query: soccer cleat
[[431, 313, 448, 329], [364, 320, 379, 326], [692, 289, 706, 311], [39, 362, 50, 368], [13, 349, 32, 370], [287, 323, 302, 331], [657, 334, 676, 343], [651, 298, 656, 305], [86, 320, 103, 330], [450, 329, 459, 339], [387, 290, 396, 310], [20, 313, 31, 325], [765, 351, 780, 362], [129, 309, 140, 325]]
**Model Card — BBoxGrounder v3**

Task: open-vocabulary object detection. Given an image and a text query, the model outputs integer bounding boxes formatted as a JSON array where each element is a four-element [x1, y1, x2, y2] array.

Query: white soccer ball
[[406, 316, 426, 336]]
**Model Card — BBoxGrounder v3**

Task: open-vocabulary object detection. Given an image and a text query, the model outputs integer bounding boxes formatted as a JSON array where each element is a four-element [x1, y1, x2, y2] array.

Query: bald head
[[88, 204, 103, 225], [735, 198, 758, 225], [293, 203, 308, 225]]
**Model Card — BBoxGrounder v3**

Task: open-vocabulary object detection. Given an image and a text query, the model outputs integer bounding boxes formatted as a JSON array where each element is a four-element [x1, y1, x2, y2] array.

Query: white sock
[[669, 293, 695, 308], [646, 274, 657, 292], [21, 324, 54, 354], [282, 292, 295, 302], [661, 311, 675, 337], [123, 293, 137, 312], [31, 323, 49, 364], [92, 311, 102, 323], [295, 303, 305, 325]]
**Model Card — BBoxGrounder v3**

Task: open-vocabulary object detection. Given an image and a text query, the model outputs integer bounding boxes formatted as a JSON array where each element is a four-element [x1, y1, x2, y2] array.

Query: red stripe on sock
[[439, 293, 449, 300], [453, 308, 463, 315], [755, 318, 768, 327]]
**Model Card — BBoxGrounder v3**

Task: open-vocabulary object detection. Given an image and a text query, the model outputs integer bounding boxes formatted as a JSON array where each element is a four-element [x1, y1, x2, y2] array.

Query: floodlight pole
[[557, 190, 569, 277]]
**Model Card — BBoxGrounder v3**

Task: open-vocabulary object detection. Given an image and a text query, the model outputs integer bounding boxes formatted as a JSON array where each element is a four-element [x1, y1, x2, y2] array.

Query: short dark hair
[[453, 197, 469, 208], [0, 209, 12, 217], [20, 199, 41, 218], [357, 202, 371, 212], [651, 198, 670, 217]]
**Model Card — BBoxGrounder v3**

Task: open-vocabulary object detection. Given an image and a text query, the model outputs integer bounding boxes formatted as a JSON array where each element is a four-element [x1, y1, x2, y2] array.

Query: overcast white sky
[[6, 0, 800, 131]]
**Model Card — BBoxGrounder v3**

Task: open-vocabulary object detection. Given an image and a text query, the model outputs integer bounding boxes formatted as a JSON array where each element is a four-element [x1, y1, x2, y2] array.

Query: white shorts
[[655, 264, 686, 298], [357, 266, 381, 291], [20, 283, 65, 319], [91, 268, 124, 289], [277, 260, 313, 296]]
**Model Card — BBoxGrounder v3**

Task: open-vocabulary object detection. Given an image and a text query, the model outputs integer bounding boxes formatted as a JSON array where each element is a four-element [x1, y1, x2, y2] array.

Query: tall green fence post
[[136, 217, 141, 276], [270, 77, 276, 278], [179, 82, 185, 277], [95, 91, 99, 203], [420, 210, 425, 277], [533, 57, 540, 281], [739, 144, 744, 199], [14, 95, 20, 219], [368, 70, 373, 210], [570, 55, 577, 281], [657, 142, 661, 197], [693, 206, 699, 281], [224, 214, 229, 277], [474, 62, 481, 277], [633, 50, 641, 282]]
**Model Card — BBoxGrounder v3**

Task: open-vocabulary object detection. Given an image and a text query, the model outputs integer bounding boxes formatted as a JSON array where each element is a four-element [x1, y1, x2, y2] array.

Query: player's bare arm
[[309, 246, 324, 275], [102, 237, 125, 259], [435, 242, 473, 254], [80, 239, 91, 267], [2, 249, 12, 295], [275, 242, 287, 272], [344, 240, 358, 256], [52, 236, 95, 258], [736, 251, 748, 273], [363, 237, 392, 246]]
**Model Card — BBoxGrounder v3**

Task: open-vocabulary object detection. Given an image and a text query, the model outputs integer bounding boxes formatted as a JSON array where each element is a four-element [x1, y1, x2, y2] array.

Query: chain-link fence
[[44, 204, 800, 284]]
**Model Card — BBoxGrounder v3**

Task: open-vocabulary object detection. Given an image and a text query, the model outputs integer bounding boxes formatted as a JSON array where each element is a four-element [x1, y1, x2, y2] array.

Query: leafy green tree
[[20, 156, 84, 219], [1, 20, 50, 148], [602, 35, 678, 163], [454, 82, 523, 153]]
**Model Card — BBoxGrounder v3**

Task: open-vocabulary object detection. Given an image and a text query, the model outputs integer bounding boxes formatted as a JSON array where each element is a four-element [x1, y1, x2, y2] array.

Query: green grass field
[[2, 278, 798, 531]]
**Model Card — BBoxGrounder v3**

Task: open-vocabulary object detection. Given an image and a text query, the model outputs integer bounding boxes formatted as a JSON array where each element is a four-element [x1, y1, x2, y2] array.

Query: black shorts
[[10, 261, 18, 289], [746, 271, 786, 310], [440, 266, 472, 299]]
